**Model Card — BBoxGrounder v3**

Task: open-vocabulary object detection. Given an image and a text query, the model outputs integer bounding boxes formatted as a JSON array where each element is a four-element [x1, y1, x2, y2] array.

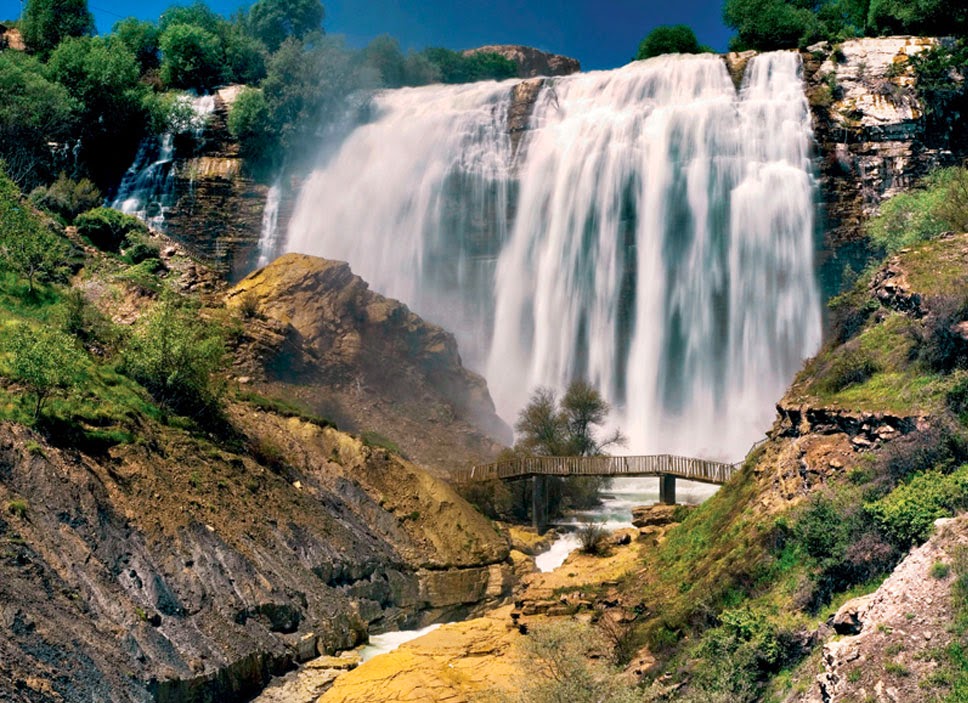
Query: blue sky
[[0, 0, 733, 70]]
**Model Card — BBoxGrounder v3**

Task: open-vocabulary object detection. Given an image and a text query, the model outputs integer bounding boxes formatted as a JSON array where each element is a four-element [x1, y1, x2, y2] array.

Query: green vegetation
[[723, 0, 966, 51], [246, 0, 323, 52], [866, 467, 968, 547], [75, 207, 146, 252], [635, 25, 711, 60], [21, 0, 94, 57], [1, 324, 86, 419], [28, 173, 100, 223], [577, 521, 610, 555], [0, 172, 71, 293]]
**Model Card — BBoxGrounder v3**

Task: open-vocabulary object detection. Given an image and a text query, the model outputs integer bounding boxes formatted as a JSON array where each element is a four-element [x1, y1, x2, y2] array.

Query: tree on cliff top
[[21, 0, 94, 57], [247, 0, 324, 52], [635, 25, 710, 60]]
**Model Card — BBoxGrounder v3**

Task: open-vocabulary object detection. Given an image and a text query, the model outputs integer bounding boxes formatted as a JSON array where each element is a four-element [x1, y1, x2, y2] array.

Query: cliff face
[[0, 396, 512, 703], [802, 37, 966, 291], [163, 86, 298, 282], [226, 253, 512, 471]]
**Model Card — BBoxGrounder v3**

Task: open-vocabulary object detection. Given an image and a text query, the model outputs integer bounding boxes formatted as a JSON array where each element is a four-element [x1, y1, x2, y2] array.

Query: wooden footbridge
[[453, 455, 740, 531]]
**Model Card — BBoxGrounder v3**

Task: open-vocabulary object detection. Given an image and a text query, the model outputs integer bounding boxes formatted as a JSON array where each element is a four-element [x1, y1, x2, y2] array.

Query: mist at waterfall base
[[284, 51, 822, 464]]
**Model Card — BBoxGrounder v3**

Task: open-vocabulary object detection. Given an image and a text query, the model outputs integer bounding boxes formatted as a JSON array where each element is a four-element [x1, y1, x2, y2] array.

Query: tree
[[247, 0, 324, 52], [516, 380, 626, 458], [46, 35, 147, 186], [0, 51, 76, 189], [3, 324, 85, 420], [227, 87, 275, 167], [0, 170, 70, 293], [21, 0, 94, 57], [28, 172, 101, 223], [635, 24, 705, 60], [723, 0, 820, 51], [121, 298, 226, 419], [361, 34, 406, 88], [112, 18, 161, 74], [159, 22, 225, 90]]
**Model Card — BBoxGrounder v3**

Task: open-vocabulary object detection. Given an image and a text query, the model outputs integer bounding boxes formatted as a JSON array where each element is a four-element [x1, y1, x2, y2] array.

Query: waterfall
[[256, 182, 282, 267], [285, 52, 822, 461], [111, 94, 217, 229]]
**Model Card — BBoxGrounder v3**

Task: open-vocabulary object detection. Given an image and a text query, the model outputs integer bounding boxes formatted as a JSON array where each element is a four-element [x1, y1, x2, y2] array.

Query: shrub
[[75, 207, 145, 252], [121, 298, 226, 420], [819, 345, 879, 394], [159, 22, 224, 90], [866, 465, 968, 547], [578, 522, 609, 555], [635, 25, 708, 60], [29, 173, 101, 223], [6, 499, 28, 518], [916, 294, 968, 372], [931, 560, 951, 579], [1, 324, 87, 420], [121, 240, 161, 266], [227, 87, 275, 167]]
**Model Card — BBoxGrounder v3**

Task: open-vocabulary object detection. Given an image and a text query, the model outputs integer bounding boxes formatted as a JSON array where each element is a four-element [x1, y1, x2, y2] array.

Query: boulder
[[463, 45, 580, 78]]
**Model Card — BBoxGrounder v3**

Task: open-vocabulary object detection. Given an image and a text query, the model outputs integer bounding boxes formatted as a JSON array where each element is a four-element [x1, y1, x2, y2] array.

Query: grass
[[236, 390, 336, 429]]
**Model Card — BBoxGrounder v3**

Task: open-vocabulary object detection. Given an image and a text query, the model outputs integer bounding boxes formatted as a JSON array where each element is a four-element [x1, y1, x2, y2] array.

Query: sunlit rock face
[[803, 37, 964, 258], [286, 51, 822, 462]]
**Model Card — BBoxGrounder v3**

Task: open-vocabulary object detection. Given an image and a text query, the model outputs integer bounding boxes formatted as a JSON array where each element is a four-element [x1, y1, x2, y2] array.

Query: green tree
[[723, 0, 820, 51], [867, 0, 964, 35], [0, 51, 76, 189], [515, 387, 568, 456], [74, 207, 144, 252], [112, 18, 161, 74], [227, 87, 275, 167], [158, 2, 223, 34], [121, 298, 226, 419], [46, 35, 147, 186], [361, 34, 406, 88], [635, 24, 705, 60], [21, 0, 94, 57], [247, 0, 324, 52], [0, 170, 70, 293], [159, 22, 225, 90], [28, 172, 101, 223], [2, 324, 86, 420]]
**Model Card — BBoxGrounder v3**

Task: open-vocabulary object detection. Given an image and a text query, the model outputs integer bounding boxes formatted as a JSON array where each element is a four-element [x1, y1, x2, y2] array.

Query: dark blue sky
[[1, 0, 733, 70]]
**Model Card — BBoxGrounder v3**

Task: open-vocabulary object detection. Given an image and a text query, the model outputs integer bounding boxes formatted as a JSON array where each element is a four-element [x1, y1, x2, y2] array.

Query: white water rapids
[[285, 51, 822, 462]]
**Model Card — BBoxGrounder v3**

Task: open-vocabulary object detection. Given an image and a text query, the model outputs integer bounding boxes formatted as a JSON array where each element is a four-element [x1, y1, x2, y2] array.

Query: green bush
[[1, 323, 87, 420], [121, 298, 226, 420], [635, 25, 708, 60], [246, 0, 323, 52], [21, 0, 94, 57], [121, 240, 161, 266], [866, 465, 968, 547], [819, 345, 880, 394], [159, 22, 224, 90], [75, 207, 144, 252], [28, 173, 101, 223], [227, 87, 275, 167]]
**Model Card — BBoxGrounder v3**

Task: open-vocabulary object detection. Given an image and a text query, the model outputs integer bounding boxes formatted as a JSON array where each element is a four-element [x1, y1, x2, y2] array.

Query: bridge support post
[[659, 474, 676, 505], [532, 475, 548, 533]]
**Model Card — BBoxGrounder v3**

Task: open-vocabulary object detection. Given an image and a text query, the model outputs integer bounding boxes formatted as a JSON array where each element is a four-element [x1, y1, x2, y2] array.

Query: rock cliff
[[462, 44, 581, 78], [225, 253, 512, 471], [0, 404, 513, 702]]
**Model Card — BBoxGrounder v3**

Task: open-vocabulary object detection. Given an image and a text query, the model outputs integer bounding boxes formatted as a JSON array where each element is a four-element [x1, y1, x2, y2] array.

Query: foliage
[[686, 607, 798, 702], [913, 294, 968, 373], [910, 40, 968, 138], [247, 0, 323, 52], [818, 344, 880, 393], [0, 172, 70, 293], [46, 35, 148, 186], [0, 51, 76, 189], [227, 87, 275, 167], [21, 0, 94, 57], [516, 381, 625, 458], [866, 0, 966, 36], [419, 48, 517, 84], [121, 297, 226, 420], [577, 522, 610, 555], [159, 22, 225, 90], [112, 18, 161, 73], [723, 0, 822, 51], [866, 465, 968, 547], [75, 207, 145, 252], [1, 324, 86, 419], [507, 620, 638, 703], [28, 172, 100, 223], [865, 168, 968, 256], [635, 25, 709, 60]]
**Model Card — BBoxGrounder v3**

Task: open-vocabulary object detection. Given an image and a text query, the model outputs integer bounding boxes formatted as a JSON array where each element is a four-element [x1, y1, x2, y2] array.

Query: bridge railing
[[452, 454, 738, 486]]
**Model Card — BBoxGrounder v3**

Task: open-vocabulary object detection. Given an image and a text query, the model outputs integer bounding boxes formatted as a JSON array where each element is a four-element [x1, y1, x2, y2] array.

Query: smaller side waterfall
[[256, 183, 282, 268], [111, 94, 216, 229]]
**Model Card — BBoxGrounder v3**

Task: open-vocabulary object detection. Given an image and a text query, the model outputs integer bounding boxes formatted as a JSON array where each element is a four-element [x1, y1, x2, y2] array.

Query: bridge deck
[[453, 454, 738, 486]]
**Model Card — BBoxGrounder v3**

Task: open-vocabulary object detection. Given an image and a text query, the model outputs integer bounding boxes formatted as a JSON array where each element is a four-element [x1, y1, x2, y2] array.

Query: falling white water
[[111, 94, 217, 230], [256, 183, 282, 267], [285, 52, 822, 461]]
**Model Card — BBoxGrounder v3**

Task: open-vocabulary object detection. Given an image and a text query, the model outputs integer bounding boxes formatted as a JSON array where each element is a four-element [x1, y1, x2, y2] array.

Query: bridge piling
[[532, 475, 548, 532], [659, 474, 677, 505]]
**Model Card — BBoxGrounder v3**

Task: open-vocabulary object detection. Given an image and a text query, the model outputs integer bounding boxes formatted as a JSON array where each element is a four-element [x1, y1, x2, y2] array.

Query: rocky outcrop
[[0, 407, 514, 703], [803, 37, 965, 287], [226, 254, 512, 471], [463, 44, 580, 78], [791, 515, 968, 703], [0, 24, 24, 51], [162, 86, 299, 281]]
